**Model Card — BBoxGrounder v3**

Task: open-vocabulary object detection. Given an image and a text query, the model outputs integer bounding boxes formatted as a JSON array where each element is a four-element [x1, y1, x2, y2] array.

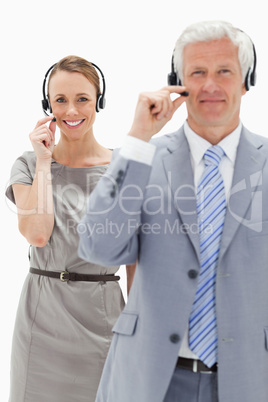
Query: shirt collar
[[184, 120, 242, 167]]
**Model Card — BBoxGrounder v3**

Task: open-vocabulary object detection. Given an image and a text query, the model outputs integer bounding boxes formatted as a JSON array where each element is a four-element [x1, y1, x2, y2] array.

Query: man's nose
[[202, 75, 219, 92]]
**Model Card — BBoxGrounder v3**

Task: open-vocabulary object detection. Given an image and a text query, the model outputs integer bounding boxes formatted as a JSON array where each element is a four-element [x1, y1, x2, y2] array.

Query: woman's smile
[[63, 119, 85, 128]]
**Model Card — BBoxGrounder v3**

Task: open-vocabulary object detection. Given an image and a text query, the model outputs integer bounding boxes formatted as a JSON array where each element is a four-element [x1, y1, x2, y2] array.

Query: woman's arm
[[13, 116, 56, 247], [13, 161, 54, 247]]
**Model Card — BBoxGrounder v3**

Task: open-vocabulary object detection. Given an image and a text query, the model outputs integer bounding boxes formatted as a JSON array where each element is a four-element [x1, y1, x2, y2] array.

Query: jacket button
[[188, 269, 198, 279], [170, 333, 180, 344], [110, 185, 116, 198], [118, 169, 124, 176]]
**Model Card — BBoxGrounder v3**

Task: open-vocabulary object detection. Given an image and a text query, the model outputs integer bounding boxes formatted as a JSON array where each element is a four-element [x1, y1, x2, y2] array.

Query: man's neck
[[186, 119, 240, 145]]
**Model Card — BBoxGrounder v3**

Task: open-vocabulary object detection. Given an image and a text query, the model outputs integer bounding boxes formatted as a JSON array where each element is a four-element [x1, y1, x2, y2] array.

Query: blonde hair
[[47, 55, 100, 96]]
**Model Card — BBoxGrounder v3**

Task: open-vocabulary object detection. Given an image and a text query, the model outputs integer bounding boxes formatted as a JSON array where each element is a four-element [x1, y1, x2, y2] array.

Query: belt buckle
[[60, 271, 69, 282], [193, 360, 213, 374]]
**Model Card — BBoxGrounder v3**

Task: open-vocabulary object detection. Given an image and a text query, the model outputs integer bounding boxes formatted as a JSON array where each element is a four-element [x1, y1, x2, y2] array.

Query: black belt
[[176, 357, 217, 373], [30, 268, 120, 282]]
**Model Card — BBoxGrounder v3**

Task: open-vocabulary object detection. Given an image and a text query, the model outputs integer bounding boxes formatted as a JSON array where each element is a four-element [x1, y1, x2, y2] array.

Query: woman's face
[[48, 70, 97, 141]]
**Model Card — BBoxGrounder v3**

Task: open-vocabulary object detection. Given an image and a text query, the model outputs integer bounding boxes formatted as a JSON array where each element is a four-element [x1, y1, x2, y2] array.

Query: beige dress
[[6, 151, 124, 402]]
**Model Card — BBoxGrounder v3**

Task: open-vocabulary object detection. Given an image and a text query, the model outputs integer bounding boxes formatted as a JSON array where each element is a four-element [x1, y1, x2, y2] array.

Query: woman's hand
[[29, 116, 57, 160]]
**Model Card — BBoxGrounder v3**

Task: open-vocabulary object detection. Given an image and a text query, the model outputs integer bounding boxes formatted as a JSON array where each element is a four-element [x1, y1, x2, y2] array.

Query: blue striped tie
[[189, 145, 226, 368]]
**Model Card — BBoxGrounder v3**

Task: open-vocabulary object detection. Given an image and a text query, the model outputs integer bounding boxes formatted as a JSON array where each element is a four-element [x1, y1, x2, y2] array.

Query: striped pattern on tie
[[189, 145, 226, 368]]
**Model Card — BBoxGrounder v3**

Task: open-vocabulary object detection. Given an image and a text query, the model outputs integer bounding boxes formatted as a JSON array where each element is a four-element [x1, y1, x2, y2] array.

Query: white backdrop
[[1, 0, 267, 399]]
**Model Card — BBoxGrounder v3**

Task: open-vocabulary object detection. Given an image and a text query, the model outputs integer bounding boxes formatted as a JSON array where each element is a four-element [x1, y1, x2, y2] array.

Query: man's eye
[[192, 71, 204, 76]]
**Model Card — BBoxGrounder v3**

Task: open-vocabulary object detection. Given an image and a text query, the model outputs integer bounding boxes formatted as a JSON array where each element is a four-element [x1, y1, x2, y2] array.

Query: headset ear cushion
[[167, 72, 183, 87], [168, 72, 177, 86], [250, 70, 256, 87], [96, 93, 105, 112], [42, 99, 48, 111], [42, 97, 52, 113], [96, 94, 100, 112], [99, 96, 106, 109], [245, 69, 251, 91], [42, 98, 50, 114]]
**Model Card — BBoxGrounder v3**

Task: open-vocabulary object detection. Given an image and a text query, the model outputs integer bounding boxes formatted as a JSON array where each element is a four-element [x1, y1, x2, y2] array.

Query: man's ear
[[241, 84, 247, 96]]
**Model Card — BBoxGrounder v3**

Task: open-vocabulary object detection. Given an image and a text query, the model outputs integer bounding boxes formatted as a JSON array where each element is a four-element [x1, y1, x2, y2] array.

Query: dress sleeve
[[5, 152, 35, 204]]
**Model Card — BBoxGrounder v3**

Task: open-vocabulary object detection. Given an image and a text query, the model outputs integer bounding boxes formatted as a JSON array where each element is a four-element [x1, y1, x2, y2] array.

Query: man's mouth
[[200, 98, 224, 103]]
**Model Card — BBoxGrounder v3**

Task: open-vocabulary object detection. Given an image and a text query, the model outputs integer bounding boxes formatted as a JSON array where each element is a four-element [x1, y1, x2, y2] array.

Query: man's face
[[183, 37, 247, 139]]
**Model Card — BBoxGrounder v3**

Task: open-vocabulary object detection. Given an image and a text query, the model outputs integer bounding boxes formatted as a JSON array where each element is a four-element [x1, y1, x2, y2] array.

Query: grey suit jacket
[[78, 126, 268, 402]]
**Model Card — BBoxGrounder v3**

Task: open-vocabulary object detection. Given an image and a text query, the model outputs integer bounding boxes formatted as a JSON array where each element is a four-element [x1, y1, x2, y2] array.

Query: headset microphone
[[41, 61, 106, 115]]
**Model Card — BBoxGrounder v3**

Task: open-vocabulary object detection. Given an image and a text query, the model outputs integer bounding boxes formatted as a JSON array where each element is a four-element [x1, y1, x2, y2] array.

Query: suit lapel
[[219, 127, 266, 261], [161, 126, 267, 264], [162, 128, 200, 261]]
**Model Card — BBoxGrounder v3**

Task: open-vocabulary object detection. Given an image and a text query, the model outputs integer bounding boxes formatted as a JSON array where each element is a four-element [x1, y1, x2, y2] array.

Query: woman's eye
[[56, 98, 66, 103], [78, 97, 88, 102]]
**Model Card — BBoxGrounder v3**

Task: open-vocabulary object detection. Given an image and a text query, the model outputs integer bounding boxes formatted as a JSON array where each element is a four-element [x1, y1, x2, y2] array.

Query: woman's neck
[[52, 134, 112, 167]]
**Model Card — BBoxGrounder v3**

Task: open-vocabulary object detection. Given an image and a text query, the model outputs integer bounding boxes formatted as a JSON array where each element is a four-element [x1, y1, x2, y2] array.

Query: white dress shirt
[[120, 120, 242, 359]]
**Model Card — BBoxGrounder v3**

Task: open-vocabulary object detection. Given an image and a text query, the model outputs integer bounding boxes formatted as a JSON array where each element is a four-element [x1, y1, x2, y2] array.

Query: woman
[[6, 55, 135, 402]]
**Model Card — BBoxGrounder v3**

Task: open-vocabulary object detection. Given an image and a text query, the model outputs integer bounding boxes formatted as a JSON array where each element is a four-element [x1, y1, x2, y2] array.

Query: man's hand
[[128, 86, 188, 142]]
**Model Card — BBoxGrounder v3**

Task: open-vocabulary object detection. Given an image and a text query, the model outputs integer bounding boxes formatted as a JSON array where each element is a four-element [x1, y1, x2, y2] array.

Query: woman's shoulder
[[6, 151, 36, 203], [10, 150, 37, 173], [18, 150, 36, 164], [9, 150, 36, 174]]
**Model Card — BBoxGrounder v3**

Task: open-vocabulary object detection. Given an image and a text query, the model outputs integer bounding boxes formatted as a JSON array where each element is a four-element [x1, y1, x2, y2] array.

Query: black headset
[[244, 43, 257, 91], [168, 32, 257, 92], [42, 61, 106, 115]]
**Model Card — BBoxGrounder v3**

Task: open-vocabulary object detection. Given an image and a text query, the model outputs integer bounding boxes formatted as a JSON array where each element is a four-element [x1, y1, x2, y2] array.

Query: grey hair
[[173, 20, 254, 84]]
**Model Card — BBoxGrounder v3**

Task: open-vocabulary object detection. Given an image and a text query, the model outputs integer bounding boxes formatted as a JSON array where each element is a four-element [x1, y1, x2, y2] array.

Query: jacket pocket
[[112, 312, 138, 336], [264, 327, 268, 350]]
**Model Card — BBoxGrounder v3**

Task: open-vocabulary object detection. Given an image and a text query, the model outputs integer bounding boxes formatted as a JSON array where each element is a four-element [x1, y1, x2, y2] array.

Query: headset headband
[[42, 61, 106, 115], [168, 30, 257, 91]]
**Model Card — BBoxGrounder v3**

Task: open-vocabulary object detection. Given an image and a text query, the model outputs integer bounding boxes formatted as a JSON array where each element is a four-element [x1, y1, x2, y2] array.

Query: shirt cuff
[[119, 136, 156, 166]]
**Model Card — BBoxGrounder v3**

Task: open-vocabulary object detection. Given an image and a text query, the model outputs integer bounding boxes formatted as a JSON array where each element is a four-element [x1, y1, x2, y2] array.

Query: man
[[78, 21, 268, 402]]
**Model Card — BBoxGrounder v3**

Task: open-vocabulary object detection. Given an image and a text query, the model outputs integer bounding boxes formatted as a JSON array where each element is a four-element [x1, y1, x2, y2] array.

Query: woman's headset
[[41, 61, 106, 115]]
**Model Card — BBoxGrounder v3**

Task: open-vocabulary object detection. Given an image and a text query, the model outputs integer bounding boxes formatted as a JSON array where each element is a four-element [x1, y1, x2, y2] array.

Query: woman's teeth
[[65, 120, 84, 126]]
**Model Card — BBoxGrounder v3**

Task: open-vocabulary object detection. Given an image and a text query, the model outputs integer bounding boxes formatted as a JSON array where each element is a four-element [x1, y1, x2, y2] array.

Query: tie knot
[[204, 145, 225, 167]]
